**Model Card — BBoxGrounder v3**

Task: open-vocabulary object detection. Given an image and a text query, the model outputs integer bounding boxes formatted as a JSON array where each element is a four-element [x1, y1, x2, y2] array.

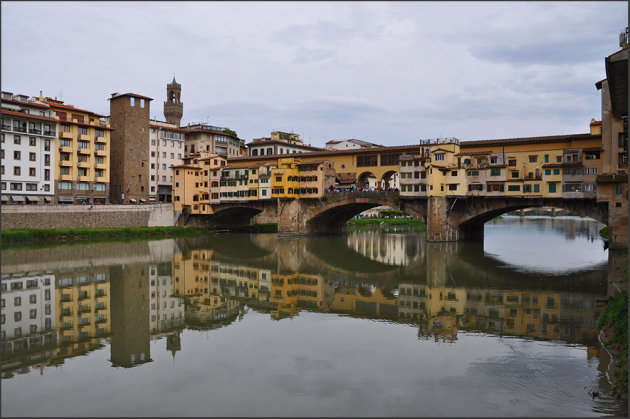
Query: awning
[[129, 198, 137, 203], [11, 195, 25, 202], [139, 199, 146, 203], [1, 195, 9, 202], [26, 196, 40, 202], [58, 196, 74, 202], [44, 197, 51, 202]]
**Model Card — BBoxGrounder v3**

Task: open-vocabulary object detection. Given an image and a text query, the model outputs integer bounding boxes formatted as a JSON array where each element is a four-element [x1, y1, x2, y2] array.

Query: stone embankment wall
[[1, 203, 176, 231]]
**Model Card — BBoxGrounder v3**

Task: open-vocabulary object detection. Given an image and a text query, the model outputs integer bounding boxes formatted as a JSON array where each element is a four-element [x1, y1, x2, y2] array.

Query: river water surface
[[1, 216, 626, 416]]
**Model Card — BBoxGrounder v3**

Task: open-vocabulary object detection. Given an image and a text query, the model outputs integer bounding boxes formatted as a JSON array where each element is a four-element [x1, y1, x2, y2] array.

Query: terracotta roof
[[461, 133, 599, 147], [1, 98, 50, 109], [455, 151, 492, 156], [0, 110, 58, 123], [246, 139, 324, 150], [45, 101, 106, 118], [108, 92, 153, 101]]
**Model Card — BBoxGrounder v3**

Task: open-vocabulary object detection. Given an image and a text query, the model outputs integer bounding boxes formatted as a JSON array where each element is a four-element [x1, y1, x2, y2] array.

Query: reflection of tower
[[110, 264, 151, 368], [164, 76, 183, 127], [167, 332, 181, 358]]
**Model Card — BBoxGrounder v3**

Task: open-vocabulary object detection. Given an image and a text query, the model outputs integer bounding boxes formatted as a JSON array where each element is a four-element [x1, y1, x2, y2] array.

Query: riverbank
[[1, 226, 209, 249], [598, 291, 628, 400], [347, 218, 426, 231]]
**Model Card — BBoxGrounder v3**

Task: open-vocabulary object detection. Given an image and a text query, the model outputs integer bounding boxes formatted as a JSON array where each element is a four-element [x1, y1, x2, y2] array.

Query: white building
[[325, 138, 383, 150], [247, 131, 323, 157], [149, 263, 184, 334], [1, 92, 58, 204], [1, 272, 57, 354], [149, 120, 185, 202]]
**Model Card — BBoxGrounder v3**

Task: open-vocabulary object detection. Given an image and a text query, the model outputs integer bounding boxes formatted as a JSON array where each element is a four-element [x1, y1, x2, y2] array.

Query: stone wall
[[1, 203, 175, 231]]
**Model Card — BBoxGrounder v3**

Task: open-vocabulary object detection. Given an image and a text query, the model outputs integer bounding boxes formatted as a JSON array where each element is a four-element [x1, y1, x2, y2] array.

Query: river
[[1, 216, 626, 416]]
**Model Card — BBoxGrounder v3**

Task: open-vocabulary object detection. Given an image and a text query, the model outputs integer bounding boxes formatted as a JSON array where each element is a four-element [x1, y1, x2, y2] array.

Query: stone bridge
[[183, 192, 399, 234], [183, 192, 621, 246]]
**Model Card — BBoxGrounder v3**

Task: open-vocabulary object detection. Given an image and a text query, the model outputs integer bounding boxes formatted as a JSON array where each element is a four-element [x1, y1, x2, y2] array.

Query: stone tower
[[164, 76, 183, 127]]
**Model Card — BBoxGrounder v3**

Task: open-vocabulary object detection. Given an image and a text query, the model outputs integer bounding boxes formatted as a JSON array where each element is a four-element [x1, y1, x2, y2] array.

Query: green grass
[[347, 218, 426, 231], [597, 291, 628, 398], [1, 226, 209, 248]]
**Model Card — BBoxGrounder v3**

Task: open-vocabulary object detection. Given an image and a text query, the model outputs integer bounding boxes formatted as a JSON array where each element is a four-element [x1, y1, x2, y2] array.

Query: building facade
[[325, 138, 384, 150], [183, 124, 243, 159], [149, 120, 185, 202], [247, 131, 324, 157], [43, 96, 112, 204], [1, 92, 58, 204], [108, 92, 152, 204]]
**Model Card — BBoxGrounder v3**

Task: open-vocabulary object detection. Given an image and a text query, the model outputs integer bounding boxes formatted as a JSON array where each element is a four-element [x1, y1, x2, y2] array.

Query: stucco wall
[[1, 203, 175, 231]]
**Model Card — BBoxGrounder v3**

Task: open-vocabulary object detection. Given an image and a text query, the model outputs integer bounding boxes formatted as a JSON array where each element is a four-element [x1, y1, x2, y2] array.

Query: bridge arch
[[380, 170, 398, 190], [447, 197, 609, 241], [358, 171, 378, 189], [304, 192, 400, 234]]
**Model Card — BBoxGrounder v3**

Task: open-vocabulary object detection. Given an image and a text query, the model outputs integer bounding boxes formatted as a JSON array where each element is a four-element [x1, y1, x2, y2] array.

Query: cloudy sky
[[1, 2, 626, 147]]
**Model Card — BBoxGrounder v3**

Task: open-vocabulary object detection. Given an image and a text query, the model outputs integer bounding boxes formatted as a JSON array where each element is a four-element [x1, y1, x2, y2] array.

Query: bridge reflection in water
[[1, 221, 616, 380]]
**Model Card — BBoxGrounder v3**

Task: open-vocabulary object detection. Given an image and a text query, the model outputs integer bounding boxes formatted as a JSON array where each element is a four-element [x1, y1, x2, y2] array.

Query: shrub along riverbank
[[598, 291, 628, 399], [347, 217, 426, 231], [1, 226, 210, 248]]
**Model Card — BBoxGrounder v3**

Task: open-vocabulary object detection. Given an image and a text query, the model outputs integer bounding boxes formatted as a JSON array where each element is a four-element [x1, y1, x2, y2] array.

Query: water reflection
[[1, 225, 612, 380]]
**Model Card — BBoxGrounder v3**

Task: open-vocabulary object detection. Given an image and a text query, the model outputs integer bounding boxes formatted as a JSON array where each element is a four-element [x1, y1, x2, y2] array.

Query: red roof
[[44, 100, 105, 117], [0, 110, 58, 123], [1, 98, 50, 109]]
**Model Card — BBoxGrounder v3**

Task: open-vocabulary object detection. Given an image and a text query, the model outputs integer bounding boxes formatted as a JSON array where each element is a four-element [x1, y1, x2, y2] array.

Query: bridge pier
[[426, 196, 461, 242]]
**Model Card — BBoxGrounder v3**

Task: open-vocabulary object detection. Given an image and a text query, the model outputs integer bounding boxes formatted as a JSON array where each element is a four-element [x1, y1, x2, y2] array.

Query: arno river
[[1, 217, 627, 417]]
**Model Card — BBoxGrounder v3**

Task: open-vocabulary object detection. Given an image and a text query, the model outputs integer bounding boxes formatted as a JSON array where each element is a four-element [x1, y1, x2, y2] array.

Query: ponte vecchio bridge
[[179, 129, 627, 248]]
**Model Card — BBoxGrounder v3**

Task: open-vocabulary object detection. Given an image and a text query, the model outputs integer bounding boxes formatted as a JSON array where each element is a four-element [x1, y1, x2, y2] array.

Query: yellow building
[[172, 152, 226, 214], [43, 97, 112, 204], [55, 269, 111, 351], [271, 157, 336, 199]]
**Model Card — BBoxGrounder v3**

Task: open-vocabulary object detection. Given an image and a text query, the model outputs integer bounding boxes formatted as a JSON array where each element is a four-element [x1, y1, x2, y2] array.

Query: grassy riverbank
[[598, 291, 628, 399], [347, 218, 426, 231], [1, 226, 210, 248]]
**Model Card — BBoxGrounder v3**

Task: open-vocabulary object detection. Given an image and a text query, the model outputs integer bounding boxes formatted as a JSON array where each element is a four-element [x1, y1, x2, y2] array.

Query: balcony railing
[[14, 126, 26, 132], [29, 128, 41, 134], [1, 124, 11, 130], [44, 130, 56, 137]]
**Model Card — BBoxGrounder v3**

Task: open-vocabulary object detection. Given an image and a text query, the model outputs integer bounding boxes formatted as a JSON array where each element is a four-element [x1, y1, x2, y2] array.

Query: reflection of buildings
[[397, 283, 599, 344], [149, 262, 184, 335], [1, 272, 57, 378], [331, 284, 398, 318], [347, 231, 424, 266], [270, 273, 331, 319], [110, 265, 151, 368]]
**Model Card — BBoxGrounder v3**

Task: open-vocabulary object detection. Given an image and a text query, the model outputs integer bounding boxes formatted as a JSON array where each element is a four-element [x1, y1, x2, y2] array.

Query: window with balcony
[[95, 129, 104, 138], [78, 127, 88, 136], [58, 181, 72, 190], [78, 141, 88, 149], [78, 154, 88, 163]]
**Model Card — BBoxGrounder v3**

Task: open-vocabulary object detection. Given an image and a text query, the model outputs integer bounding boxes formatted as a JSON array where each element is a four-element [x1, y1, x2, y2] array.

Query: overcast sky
[[1, 2, 627, 147]]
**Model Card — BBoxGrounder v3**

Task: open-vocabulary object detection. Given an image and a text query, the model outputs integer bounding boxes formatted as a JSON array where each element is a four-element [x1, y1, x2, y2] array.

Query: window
[[553, 169, 560, 175], [29, 137, 36, 146], [511, 171, 519, 178], [140, 99, 145, 108], [544, 154, 549, 163], [507, 185, 520, 191], [615, 184, 623, 196], [44, 169, 50, 181], [26, 183, 37, 191], [434, 153, 445, 161], [14, 166, 20, 176], [14, 312, 22, 321], [548, 183, 557, 193], [529, 156, 537, 162], [58, 181, 72, 190], [28, 152, 36, 161], [10, 182, 22, 190], [14, 150, 21, 160], [508, 159, 516, 166], [130, 97, 135, 106], [14, 135, 21, 144], [357, 155, 378, 167], [78, 127, 87, 136], [556, 156, 562, 162], [44, 154, 50, 166], [14, 296, 21, 306], [545, 169, 551, 175], [451, 171, 457, 176]]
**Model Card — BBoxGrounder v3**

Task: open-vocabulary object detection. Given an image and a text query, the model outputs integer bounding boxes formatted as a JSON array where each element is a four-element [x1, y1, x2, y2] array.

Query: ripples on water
[[0, 217, 626, 417]]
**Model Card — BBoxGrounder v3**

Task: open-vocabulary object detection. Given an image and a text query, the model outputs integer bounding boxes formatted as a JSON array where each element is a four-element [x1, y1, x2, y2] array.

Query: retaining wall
[[1, 203, 176, 231]]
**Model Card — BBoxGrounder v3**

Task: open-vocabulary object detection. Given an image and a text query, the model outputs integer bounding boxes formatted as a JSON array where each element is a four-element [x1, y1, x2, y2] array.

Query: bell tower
[[164, 76, 183, 127]]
